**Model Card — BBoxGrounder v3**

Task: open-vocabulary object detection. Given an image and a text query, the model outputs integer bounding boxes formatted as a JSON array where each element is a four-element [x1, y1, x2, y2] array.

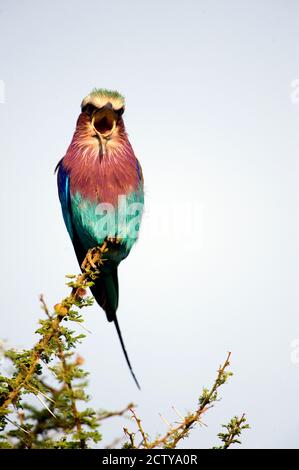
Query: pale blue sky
[[0, 0, 299, 448]]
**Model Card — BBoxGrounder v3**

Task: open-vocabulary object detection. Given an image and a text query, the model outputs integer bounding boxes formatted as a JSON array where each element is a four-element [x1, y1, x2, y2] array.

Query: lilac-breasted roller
[[56, 89, 144, 388]]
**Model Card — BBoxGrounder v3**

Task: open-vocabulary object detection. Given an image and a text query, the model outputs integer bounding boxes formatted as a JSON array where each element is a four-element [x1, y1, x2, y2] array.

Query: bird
[[56, 89, 144, 388]]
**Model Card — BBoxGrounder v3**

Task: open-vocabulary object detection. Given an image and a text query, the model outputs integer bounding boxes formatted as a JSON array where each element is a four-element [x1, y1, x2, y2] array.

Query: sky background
[[0, 0, 299, 449]]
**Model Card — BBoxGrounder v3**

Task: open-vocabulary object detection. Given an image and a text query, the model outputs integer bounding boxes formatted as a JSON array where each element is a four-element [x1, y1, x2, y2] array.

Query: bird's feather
[[57, 162, 73, 240]]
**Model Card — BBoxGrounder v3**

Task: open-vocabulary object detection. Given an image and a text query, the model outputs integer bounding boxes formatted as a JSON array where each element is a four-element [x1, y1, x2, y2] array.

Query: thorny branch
[[0, 242, 249, 449], [0, 244, 107, 415], [123, 352, 248, 449], [98, 403, 135, 422], [214, 413, 250, 449], [0, 245, 109, 448]]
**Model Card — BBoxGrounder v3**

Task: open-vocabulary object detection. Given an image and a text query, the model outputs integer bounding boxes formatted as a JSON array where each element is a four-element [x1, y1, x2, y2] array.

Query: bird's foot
[[81, 242, 108, 272]]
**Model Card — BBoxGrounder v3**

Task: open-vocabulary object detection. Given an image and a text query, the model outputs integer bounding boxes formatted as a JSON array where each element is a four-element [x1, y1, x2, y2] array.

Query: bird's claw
[[107, 236, 122, 244], [81, 242, 108, 272]]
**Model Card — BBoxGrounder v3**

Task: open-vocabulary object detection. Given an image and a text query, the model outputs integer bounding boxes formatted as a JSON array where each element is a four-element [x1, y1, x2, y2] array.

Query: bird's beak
[[91, 107, 117, 139]]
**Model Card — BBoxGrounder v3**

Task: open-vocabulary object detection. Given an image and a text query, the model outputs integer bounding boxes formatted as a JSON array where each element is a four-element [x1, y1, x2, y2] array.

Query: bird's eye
[[82, 104, 96, 115], [116, 107, 124, 118]]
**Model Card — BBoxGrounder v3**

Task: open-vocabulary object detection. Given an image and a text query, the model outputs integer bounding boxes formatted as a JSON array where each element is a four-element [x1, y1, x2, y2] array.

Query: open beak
[[92, 107, 117, 138]]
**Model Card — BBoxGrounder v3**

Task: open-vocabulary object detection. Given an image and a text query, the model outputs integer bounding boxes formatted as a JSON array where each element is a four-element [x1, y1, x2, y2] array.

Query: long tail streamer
[[113, 316, 141, 390]]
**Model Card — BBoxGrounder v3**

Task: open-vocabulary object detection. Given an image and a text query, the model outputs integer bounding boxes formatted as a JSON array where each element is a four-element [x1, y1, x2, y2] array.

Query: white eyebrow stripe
[[81, 93, 125, 111]]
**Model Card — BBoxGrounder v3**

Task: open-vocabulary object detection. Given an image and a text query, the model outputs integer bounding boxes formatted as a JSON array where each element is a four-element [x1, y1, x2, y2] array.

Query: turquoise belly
[[70, 191, 144, 257]]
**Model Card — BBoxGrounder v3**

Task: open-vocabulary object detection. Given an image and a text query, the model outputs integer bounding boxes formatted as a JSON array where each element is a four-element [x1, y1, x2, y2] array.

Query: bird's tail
[[113, 315, 141, 390], [91, 270, 140, 389]]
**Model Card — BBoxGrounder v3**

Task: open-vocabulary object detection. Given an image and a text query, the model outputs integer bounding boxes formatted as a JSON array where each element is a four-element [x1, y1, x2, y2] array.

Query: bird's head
[[80, 88, 125, 146]]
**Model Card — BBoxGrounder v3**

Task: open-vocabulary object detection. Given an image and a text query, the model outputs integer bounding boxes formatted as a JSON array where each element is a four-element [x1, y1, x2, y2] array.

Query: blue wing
[[57, 160, 74, 240]]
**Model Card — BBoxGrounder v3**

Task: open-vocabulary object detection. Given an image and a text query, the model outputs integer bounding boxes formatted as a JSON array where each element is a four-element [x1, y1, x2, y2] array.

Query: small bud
[[76, 288, 87, 298], [54, 303, 68, 316], [75, 354, 85, 365]]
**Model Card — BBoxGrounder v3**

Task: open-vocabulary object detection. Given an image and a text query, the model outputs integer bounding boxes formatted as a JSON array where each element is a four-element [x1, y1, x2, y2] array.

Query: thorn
[[27, 384, 55, 404], [172, 405, 185, 421], [35, 393, 57, 419], [159, 412, 172, 428], [4, 416, 30, 435]]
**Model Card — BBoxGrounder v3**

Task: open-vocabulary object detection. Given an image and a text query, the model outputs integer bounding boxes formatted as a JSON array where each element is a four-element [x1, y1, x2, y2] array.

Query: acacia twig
[[98, 403, 135, 421], [123, 352, 235, 449], [0, 246, 106, 415], [214, 413, 249, 449]]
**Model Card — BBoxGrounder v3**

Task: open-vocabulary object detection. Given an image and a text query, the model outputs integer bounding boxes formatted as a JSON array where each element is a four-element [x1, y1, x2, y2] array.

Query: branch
[[0, 245, 107, 415], [0, 241, 250, 450], [214, 414, 250, 449], [123, 352, 235, 449], [98, 403, 135, 422]]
